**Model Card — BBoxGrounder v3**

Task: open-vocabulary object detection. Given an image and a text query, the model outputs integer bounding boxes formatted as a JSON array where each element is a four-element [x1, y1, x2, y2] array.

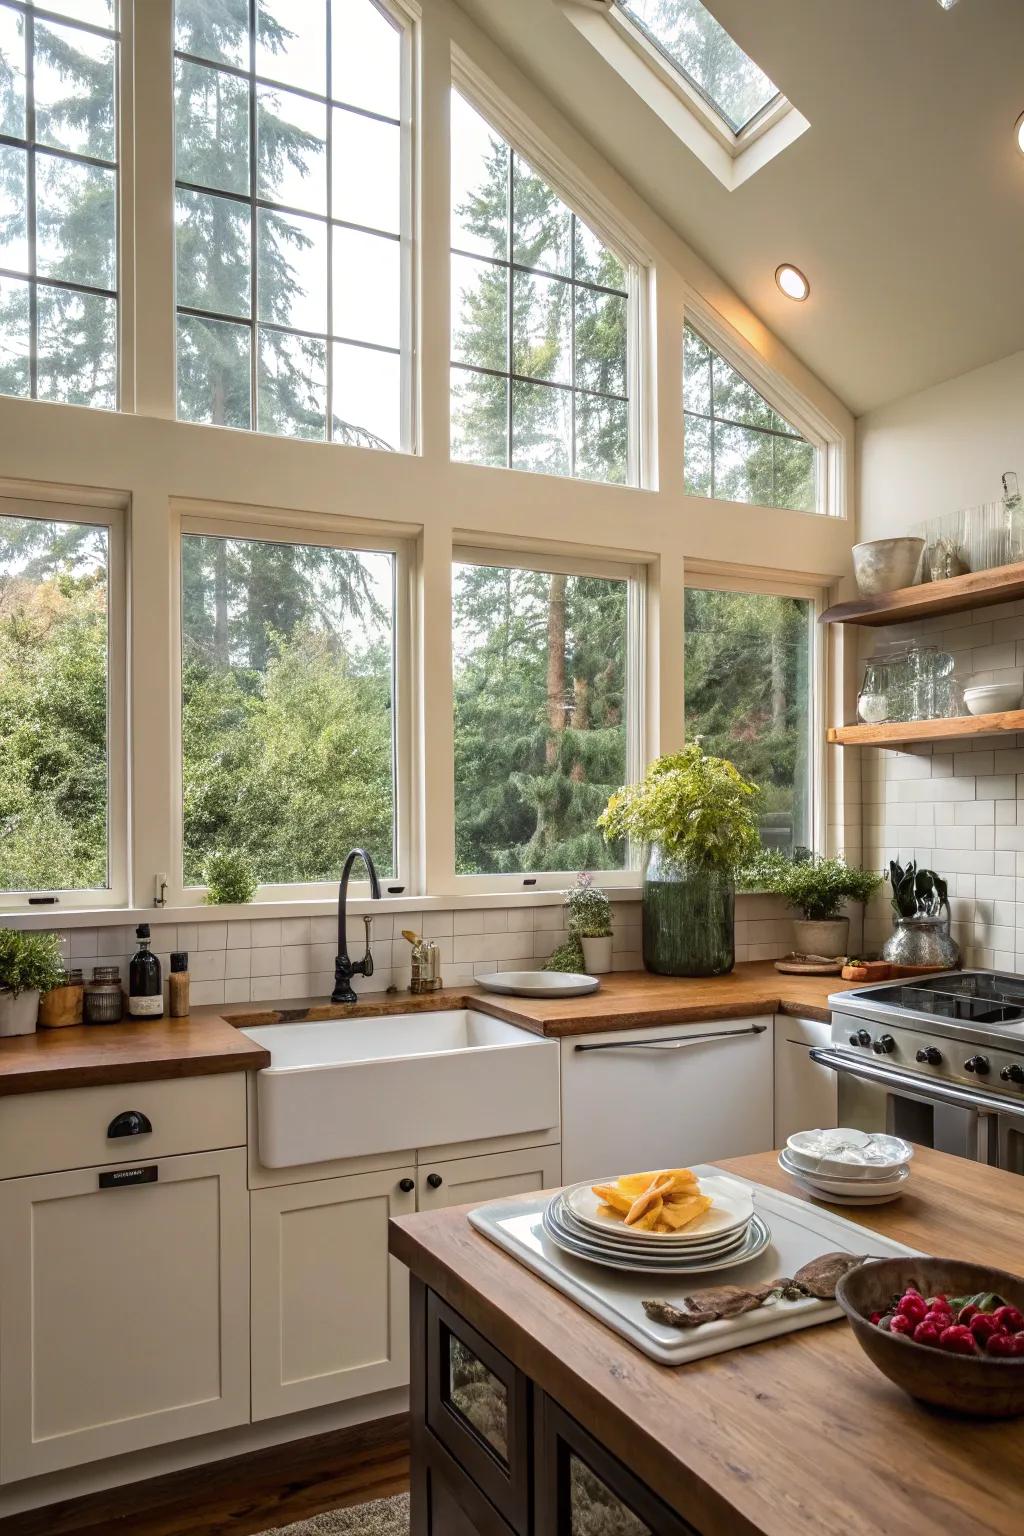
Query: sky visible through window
[[173, 0, 404, 449], [616, 0, 780, 133]]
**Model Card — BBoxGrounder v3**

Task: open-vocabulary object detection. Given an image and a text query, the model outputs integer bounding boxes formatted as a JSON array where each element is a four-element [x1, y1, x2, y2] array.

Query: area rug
[[260, 1493, 409, 1536]]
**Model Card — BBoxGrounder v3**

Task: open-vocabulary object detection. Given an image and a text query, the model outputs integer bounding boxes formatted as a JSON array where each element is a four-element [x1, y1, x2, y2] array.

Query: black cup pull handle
[[107, 1110, 153, 1139], [426, 1173, 443, 1189]]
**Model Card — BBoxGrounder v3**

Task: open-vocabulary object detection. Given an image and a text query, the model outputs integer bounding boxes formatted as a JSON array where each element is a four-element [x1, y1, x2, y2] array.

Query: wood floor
[[0, 1415, 409, 1536]]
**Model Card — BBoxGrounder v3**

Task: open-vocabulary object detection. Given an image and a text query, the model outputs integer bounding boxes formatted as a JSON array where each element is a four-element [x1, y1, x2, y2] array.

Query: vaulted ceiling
[[454, 0, 1024, 415]]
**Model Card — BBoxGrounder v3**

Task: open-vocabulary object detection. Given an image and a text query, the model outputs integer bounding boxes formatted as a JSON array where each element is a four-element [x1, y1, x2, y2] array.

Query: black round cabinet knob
[[426, 1173, 443, 1189], [398, 1178, 415, 1193]]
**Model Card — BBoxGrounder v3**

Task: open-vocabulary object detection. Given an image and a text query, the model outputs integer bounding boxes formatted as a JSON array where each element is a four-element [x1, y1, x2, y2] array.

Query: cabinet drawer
[[0, 1073, 247, 1179], [427, 1293, 530, 1535]]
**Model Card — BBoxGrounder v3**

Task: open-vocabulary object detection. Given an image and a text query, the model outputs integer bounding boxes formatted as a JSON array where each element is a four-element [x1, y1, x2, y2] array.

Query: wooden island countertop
[[390, 1147, 1024, 1536]]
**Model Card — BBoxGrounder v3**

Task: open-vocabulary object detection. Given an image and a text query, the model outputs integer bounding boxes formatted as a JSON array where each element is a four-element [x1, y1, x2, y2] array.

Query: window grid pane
[[453, 559, 630, 875], [0, 0, 119, 409], [450, 91, 631, 486], [684, 587, 813, 856], [0, 511, 111, 892], [173, 0, 404, 450], [683, 324, 817, 513]]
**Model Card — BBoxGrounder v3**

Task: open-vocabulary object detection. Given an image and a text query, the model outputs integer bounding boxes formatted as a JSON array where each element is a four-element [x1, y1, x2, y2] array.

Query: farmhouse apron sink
[[240, 1009, 560, 1167]]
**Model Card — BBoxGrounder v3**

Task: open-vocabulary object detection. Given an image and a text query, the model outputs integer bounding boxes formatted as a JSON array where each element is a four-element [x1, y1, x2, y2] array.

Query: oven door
[[810, 1050, 1024, 1169]]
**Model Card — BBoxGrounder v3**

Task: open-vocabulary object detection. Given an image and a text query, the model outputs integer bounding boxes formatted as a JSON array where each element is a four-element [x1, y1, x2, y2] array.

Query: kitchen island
[[390, 1147, 1024, 1536]]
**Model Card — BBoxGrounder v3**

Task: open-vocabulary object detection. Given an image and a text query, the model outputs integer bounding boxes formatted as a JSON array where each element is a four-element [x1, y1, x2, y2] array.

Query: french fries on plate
[[591, 1169, 712, 1234]]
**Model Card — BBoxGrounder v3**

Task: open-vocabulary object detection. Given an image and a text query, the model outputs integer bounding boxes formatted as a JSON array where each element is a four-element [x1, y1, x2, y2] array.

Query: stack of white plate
[[542, 1176, 770, 1275], [779, 1128, 915, 1205]]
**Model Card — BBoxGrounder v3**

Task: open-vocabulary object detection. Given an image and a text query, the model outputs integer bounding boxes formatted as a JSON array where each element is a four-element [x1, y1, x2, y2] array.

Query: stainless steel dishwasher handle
[[809, 1048, 1024, 1123], [575, 1023, 766, 1053]]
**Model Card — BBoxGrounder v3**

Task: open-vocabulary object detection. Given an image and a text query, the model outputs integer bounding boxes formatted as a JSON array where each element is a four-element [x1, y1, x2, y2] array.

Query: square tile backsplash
[[42, 893, 796, 1010]]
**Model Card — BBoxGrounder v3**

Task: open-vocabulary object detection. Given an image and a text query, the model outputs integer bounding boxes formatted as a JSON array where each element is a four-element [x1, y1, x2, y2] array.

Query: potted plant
[[741, 851, 882, 958], [598, 745, 761, 977], [567, 872, 613, 975], [882, 859, 960, 969], [203, 849, 258, 905], [0, 929, 66, 1037]]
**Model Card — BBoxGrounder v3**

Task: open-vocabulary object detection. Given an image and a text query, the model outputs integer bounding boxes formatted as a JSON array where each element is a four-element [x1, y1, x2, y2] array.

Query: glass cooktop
[[865, 972, 1024, 1027]]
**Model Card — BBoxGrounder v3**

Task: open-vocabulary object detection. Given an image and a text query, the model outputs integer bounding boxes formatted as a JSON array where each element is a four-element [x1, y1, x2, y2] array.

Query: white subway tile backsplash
[[250, 946, 282, 977], [190, 949, 227, 982], [280, 917, 310, 946], [224, 979, 251, 1003], [196, 922, 228, 950]]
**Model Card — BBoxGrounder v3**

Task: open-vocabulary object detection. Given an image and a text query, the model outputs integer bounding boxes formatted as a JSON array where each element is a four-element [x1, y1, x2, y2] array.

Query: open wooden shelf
[[828, 711, 1024, 747], [820, 560, 1024, 628]]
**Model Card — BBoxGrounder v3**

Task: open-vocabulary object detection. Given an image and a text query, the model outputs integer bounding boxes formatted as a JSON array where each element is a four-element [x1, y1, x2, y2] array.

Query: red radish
[[969, 1314, 1003, 1345], [869, 1311, 883, 1325], [991, 1305, 1024, 1334], [913, 1320, 943, 1347], [939, 1324, 978, 1355], [889, 1313, 914, 1336], [986, 1333, 1023, 1359], [897, 1293, 927, 1323]]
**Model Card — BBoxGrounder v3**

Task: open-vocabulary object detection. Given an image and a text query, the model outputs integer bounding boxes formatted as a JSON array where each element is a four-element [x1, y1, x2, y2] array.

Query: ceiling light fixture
[[1016, 110, 1024, 156], [775, 264, 810, 302], [936, 0, 959, 10]]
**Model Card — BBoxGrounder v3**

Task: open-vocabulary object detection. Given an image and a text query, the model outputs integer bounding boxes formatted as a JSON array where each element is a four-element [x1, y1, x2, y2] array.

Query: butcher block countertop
[[390, 1147, 1024, 1536], [0, 964, 840, 1093]]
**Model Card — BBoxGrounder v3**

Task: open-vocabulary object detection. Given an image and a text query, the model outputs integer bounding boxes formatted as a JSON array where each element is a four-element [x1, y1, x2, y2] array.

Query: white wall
[[858, 348, 1024, 539]]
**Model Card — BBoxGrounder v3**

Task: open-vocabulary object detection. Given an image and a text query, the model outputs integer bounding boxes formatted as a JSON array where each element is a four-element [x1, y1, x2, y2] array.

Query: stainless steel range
[[815, 971, 1024, 1174]]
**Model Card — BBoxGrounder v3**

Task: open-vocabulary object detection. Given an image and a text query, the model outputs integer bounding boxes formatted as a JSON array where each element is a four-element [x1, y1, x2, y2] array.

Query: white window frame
[[448, 541, 646, 895], [0, 492, 129, 912], [560, 1, 810, 191], [171, 505, 415, 905], [683, 291, 846, 520], [682, 562, 827, 859], [170, 0, 419, 455], [450, 51, 653, 491]]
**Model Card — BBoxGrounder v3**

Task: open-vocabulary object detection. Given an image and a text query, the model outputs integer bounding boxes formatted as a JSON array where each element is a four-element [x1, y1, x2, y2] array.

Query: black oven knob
[[872, 1034, 896, 1055], [849, 1033, 861, 1047], [964, 1055, 990, 1075], [916, 1047, 942, 1066], [1000, 1064, 1024, 1084], [856, 1029, 871, 1047]]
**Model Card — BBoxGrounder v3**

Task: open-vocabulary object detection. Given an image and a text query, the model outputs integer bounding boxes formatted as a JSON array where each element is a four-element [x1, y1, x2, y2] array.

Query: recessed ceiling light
[[1016, 110, 1024, 155], [936, 0, 959, 10], [775, 264, 810, 302]]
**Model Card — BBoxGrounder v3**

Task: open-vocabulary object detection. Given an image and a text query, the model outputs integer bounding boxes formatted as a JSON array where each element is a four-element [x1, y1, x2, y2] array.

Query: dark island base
[[409, 1279, 697, 1536]]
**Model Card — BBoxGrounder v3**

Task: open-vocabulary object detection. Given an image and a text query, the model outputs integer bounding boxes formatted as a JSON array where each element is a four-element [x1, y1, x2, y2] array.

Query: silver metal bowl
[[852, 537, 925, 596]]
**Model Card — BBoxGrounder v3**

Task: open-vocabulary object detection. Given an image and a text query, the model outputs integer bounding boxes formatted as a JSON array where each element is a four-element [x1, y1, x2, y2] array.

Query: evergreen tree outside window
[[0, 0, 119, 408], [450, 90, 632, 485], [452, 555, 632, 876], [684, 586, 813, 856], [615, 1, 780, 134], [173, 0, 406, 448], [180, 530, 397, 889], [684, 324, 818, 513]]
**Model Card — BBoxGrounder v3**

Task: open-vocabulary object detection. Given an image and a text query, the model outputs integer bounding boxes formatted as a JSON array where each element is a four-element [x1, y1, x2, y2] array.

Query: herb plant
[[564, 872, 612, 938], [742, 850, 883, 921], [0, 929, 65, 998], [598, 745, 761, 874]]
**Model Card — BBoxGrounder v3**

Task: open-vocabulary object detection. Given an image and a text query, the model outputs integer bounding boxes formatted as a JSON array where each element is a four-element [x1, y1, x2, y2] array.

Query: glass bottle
[[128, 923, 164, 1020], [857, 660, 889, 724]]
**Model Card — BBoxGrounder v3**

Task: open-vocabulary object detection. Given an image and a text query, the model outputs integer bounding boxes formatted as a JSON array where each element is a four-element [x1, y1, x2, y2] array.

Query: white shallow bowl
[[779, 1162, 904, 1207], [963, 683, 1023, 716], [474, 971, 599, 998], [779, 1148, 910, 1196], [786, 1129, 914, 1180]]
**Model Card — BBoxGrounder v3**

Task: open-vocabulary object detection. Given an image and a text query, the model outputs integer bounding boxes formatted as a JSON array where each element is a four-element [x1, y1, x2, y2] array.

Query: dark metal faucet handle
[[362, 915, 374, 976]]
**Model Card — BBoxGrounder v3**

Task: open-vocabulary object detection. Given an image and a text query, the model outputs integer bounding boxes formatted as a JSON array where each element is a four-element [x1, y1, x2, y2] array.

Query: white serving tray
[[468, 1165, 922, 1365]]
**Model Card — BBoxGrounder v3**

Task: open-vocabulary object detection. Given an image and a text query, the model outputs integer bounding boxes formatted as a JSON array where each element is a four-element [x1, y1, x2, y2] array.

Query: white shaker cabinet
[[417, 1144, 562, 1212], [773, 1014, 838, 1145], [560, 1018, 773, 1184], [0, 1146, 250, 1483]]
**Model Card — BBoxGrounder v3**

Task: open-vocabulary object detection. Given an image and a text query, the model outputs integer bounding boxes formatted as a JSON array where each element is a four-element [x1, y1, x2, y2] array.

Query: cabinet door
[[418, 1145, 562, 1213], [0, 1148, 249, 1482], [251, 1166, 416, 1421], [536, 1394, 697, 1536], [774, 1017, 838, 1144], [560, 1019, 773, 1184]]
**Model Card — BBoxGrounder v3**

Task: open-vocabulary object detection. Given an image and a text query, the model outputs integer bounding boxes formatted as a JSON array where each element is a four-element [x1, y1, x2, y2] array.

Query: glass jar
[[642, 845, 734, 977], [84, 965, 124, 1025], [857, 660, 889, 723], [1003, 472, 1023, 562]]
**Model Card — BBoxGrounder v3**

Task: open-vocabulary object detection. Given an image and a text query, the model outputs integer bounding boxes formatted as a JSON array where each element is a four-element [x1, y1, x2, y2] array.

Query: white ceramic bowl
[[785, 1128, 914, 1180], [778, 1148, 910, 1196], [963, 682, 1023, 716]]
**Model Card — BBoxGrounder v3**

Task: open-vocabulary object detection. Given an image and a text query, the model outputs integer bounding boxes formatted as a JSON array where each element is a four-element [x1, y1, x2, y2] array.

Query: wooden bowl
[[836, 1257, 1024, 1418]]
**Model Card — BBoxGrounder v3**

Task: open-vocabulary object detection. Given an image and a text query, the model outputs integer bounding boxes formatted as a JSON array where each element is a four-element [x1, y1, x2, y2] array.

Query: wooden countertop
[[390, 1148, 1024, 1536], [0, 1014, 269, 1096], [0, 964, 840, 1094]]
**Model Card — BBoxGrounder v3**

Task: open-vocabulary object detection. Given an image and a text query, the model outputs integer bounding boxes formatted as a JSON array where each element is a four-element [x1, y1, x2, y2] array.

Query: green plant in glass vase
[[599, 745, 762, 976]]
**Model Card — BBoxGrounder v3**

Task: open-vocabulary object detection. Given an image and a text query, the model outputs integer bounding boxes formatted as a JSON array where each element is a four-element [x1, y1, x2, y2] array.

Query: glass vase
[[642, 845, 735, 977]]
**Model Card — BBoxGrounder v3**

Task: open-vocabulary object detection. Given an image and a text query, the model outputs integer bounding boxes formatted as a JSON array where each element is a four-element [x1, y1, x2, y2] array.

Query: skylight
[[615, 0, 781, 134]]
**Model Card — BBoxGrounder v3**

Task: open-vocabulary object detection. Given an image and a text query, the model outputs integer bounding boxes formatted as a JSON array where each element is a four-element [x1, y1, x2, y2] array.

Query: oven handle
[[810, 1049, 1024, 1122]]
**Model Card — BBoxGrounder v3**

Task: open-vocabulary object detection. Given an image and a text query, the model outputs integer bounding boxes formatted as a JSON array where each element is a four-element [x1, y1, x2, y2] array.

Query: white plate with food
[[474, 971, 600, 998], [566, 1172, 754, 1241], [778, 1148, 910, 1197], [542, 1206, 771, 1275], [549, 1195, 748, 1257], [785, 1128, 914, 1179]]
